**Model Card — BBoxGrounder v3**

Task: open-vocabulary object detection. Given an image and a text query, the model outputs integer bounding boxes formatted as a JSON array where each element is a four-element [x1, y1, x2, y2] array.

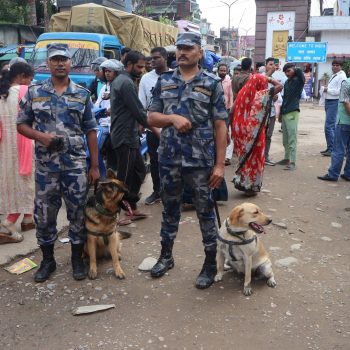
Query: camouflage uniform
[[17, 78, 97, 245], [149, 68, 228, 249]]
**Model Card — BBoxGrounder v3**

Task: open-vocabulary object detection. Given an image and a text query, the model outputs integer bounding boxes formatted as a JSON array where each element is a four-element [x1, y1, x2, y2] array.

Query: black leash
[[214, 198, 221, 228]]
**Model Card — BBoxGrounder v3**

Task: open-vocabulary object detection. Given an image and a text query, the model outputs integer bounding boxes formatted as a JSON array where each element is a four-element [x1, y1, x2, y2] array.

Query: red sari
[[232, 74, 270, 193]]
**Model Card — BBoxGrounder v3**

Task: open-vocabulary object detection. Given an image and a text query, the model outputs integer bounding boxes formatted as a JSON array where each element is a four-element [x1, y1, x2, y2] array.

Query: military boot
[[71, 243, 87, 280], [195, 247, 217, 289], [34, 244, 56, 283], [150, 240, 174, 278]]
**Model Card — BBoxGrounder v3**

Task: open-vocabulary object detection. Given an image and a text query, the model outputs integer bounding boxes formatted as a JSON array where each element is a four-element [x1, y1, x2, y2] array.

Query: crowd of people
[[0, 32, 349, 289]]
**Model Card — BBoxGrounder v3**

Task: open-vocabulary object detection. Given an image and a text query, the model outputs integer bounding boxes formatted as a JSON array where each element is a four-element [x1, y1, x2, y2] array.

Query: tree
[[0, 1, 28, 24], [28, 0, 37, 25]]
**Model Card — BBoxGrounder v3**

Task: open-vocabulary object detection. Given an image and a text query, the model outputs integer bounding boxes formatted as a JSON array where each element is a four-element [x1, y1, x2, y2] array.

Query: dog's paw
[[267, 277, 277, 288], [88, 268, 98, 280], [243, 285, 253, 296], [214, 273, 223, 282], [114, 269, 126, 280]]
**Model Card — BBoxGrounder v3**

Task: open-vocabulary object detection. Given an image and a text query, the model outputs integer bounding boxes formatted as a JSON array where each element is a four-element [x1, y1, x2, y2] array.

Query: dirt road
[[0, 103, 349, 350]]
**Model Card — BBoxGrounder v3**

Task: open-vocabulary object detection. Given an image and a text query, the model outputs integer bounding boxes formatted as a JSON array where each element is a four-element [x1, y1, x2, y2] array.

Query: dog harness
[[87, 229, 114, 245], [217, 219, 258, 261]]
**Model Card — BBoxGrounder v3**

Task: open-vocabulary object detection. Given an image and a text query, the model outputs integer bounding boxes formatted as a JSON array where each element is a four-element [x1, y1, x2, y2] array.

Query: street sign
[[287, 42, 327, 63]]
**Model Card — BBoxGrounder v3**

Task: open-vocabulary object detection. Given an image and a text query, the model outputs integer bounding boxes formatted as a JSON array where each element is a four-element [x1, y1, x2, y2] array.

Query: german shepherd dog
[[84, 169, 131, 280]]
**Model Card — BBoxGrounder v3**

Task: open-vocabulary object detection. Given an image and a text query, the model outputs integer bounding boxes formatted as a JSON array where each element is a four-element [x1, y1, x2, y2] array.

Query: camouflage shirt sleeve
[[82, 96, 98, 133], [148, 77, 164, 113], [211, 80, 229, 121], [17, 89, 34, 126]]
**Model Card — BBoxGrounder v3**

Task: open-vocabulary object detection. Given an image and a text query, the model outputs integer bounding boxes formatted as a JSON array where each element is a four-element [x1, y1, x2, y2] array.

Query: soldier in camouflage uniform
[[17, 43, 100, 283], [148, 32, 228, 289]]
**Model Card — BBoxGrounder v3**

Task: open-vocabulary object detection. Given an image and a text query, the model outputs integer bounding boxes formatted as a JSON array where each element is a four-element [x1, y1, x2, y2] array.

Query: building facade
[[254, 0, 311, 63]]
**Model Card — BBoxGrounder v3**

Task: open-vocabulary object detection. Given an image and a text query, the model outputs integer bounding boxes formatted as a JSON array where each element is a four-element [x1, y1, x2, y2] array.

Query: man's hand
[[88, 166, 100, 185], [324, 87, 328, 92], [172, 114, 192, 133], [38, 133, 59, 148], [208, 164, 224, 189]]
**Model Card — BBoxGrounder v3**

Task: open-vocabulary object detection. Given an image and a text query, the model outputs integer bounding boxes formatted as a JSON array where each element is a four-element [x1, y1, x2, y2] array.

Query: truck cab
[[30, 32, 123, 87]]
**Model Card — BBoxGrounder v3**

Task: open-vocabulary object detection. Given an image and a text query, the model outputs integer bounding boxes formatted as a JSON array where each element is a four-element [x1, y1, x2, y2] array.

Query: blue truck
[[30, 32, 124, 87]]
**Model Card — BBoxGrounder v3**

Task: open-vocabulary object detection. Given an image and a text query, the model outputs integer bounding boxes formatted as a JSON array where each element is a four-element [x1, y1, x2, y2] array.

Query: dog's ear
[[106, 169, 117, 180], [115, 180, 128, 193], [229, 206, 244, 225]]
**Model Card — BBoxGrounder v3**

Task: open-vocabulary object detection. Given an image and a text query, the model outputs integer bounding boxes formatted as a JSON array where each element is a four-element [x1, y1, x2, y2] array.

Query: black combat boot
[[195, 247, 217, 289], [71, 243, 87, 281], [34, 244, 56, 283], [150, 240, 174, 278]]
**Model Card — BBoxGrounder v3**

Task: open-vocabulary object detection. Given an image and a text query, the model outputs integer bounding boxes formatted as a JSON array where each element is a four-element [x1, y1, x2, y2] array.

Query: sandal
[[21, 221, 35, 232]]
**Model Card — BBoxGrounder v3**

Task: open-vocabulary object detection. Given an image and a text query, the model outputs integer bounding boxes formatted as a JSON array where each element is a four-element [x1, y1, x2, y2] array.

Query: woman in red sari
[[232, 74, 282, 196]]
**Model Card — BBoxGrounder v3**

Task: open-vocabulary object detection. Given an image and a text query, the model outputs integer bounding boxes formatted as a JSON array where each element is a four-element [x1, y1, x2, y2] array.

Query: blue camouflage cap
[[175, 32, 202, 47], [47, 43, 72, 59]]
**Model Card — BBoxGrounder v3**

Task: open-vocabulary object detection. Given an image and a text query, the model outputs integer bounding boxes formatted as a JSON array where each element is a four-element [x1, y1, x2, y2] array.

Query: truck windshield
[[31, 40, 99, 74]]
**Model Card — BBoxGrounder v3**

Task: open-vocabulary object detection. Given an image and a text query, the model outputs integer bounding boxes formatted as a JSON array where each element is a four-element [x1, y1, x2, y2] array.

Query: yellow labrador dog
[[215, 203, 276, 296]]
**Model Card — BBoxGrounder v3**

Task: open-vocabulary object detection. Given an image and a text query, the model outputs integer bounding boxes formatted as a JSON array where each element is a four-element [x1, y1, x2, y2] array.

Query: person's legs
[[61, 168, 88, 280], [265, 116, 276, 163], [283, 111, 299, 165], [184, 167, 217, 289], [281, 114, 290, 162], [145, 131, 161, 204], [151, 163, 183, 278], [324, 99, 339, 153], [33, 170, 61, 282], [328, 124, 348, 179], [342, 125, 350, 178], [115, 145, 144, 210]]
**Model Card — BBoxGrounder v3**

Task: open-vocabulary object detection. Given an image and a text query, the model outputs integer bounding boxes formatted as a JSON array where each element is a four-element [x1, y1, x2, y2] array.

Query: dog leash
[[213, 198, 221, 228]]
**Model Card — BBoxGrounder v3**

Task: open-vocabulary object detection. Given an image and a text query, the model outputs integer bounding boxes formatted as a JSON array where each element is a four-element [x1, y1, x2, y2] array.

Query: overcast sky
[[197, 0, 335, 36]]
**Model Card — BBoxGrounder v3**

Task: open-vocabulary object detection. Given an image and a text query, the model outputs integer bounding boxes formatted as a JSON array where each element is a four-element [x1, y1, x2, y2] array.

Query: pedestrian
[[264, 57, 283, 166], [109, 50, 149, 226], [89, 56, 107, 102], [277, 63, 305, 170], [144, 56, 153, 73], [17, 43, 100, 282], [320, 59, 347, 157], [0, 62, 35, 244], [318, 66, 350, 182], [232, 57, 252, 102], [148, 32, 228, 289], [94, 59, 124, 112], [217, 63, 233, 166], [138, 47, 169, 205], [232, 74, 282, 196], [120, 47, 131, 65]]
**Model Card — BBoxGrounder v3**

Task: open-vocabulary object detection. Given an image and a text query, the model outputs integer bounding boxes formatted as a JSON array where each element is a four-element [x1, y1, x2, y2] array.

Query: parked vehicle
[[30, 32, 123, 87]]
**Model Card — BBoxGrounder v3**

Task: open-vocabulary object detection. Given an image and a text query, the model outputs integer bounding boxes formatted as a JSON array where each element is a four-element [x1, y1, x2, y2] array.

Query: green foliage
[[0, 0, 29, 24], [0, 0, 56, 26]]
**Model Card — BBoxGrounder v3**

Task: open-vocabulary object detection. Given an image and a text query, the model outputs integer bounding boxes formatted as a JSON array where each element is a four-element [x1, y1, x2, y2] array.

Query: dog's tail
[[118, 231, 132, 240]]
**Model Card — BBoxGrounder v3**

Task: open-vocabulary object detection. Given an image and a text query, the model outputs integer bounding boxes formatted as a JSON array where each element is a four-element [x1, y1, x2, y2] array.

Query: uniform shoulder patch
[[75, 84, 90, 93]]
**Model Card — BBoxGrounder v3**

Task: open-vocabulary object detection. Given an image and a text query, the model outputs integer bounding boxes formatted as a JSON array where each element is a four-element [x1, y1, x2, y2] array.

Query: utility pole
[[220, 0, 239, 56]]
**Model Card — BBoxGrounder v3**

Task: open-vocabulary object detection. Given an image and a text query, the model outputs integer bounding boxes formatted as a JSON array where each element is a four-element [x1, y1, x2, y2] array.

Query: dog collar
[[225, 219, 248, 237], [95, 201, 118, 218]]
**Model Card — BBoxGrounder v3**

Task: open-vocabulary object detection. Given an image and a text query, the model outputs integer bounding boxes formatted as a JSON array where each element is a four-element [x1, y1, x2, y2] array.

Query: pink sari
[[17, 85, 32, 176]]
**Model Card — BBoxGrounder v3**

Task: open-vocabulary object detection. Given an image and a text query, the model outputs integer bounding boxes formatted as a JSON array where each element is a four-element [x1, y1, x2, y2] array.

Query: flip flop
[[117, 217, 133, 226]]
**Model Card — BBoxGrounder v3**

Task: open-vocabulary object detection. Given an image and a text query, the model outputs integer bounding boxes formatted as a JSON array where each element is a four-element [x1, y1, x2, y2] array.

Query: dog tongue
[[249, 222, 265, 234]]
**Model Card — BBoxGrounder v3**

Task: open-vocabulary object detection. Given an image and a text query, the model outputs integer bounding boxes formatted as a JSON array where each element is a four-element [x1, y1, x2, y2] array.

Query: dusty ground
[[0, 103, 349, 350]]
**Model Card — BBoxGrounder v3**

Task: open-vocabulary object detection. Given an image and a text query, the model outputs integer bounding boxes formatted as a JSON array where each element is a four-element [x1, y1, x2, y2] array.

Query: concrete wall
[[255, 0, 310, 63]]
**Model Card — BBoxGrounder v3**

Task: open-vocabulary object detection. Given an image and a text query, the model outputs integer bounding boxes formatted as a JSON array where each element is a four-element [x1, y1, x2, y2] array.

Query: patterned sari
[[232, 74, 272, 193]]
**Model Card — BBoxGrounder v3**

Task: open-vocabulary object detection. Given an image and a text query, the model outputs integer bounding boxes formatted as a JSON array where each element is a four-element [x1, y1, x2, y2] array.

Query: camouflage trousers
[[34, 168, 88, 246], [159, 164, 218, 249]]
